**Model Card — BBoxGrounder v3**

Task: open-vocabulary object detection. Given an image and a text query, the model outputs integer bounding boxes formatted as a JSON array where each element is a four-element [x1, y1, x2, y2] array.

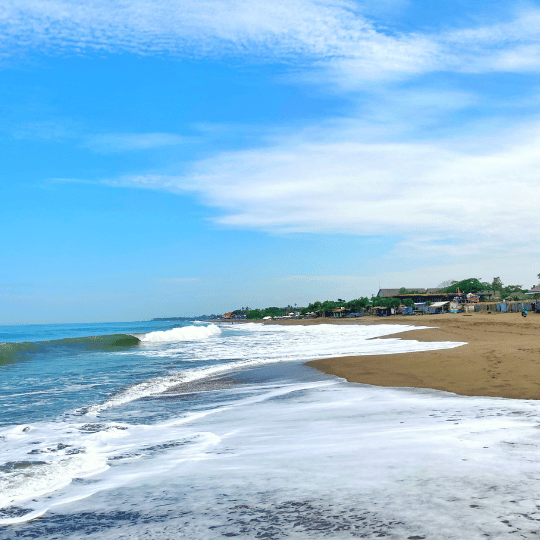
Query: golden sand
[[271, 313, 540, 399]]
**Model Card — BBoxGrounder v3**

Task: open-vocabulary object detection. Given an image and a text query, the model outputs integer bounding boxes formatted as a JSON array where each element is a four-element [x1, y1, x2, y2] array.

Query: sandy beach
[[270, 313, 540, 399]]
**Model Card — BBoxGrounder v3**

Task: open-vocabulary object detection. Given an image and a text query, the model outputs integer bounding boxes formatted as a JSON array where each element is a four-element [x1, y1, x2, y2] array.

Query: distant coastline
[[151, 316, 201, 322]]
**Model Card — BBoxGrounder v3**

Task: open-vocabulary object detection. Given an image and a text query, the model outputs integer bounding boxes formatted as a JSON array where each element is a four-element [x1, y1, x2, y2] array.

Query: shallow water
[[1, 321, 539, 539]]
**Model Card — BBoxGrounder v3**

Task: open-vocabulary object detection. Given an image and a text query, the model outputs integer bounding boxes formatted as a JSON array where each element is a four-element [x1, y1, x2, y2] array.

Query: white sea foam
[[2, 322, 484, 533], [141, 324, 221, 343], [0, 378, 336, 525], [7, 379, 540, 538], [0, 455, 109, 510], [0, 413, 224, 524], [88, 323, 464, 415]]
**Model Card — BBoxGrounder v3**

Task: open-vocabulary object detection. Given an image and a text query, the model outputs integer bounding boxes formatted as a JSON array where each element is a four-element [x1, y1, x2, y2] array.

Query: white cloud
[[5, 1, 540, 83], [8, 2, 540, 84], [106, 117, 540, 255], [0, 0, 401, 58], [438, 9, 540, 74], [314, 8, 540, 86], [0, 0, 467, 83]]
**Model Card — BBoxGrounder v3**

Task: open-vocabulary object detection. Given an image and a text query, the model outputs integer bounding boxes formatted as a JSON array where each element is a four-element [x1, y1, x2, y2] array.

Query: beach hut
[[428, 301, 449, 314]]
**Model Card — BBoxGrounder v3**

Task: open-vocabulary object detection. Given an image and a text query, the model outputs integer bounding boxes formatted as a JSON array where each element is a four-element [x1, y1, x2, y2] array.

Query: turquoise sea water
[[2, 321, 540, 539]]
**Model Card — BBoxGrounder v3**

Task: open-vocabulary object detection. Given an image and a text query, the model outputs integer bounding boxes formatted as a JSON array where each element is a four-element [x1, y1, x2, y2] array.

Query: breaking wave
[[141, 324, 221, 344]]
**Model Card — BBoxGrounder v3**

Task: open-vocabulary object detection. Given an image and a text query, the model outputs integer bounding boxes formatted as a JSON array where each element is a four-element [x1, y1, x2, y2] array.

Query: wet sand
[[274, 313, 540, 399]]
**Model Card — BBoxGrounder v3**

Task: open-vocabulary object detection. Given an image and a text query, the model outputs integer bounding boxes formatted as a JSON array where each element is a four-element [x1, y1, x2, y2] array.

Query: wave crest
[[142, 324, 221, 344], [0, 335, 140, 366]]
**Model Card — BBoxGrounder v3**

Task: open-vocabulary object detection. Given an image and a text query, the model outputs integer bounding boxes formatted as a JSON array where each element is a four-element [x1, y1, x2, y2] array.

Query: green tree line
[[441, 277, 525, 298], [241, 276, 528, 319], [245, 296, 403, 319]]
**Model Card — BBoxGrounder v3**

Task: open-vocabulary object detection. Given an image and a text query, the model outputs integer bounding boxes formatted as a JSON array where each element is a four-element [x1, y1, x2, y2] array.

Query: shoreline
[[269, 313, 540, 400]]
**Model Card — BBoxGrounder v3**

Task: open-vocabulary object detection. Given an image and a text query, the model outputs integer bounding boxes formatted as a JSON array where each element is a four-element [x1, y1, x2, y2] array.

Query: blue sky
[[2, 0, 540, 323]]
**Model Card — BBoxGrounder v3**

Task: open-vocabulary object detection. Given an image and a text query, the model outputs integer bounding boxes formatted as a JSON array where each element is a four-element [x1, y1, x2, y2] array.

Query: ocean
[[1, 320, 540, 539]]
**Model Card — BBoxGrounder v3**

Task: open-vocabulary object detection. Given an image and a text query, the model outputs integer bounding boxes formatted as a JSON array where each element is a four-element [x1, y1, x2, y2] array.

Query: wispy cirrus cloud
[[438, 9, 540, 74], [7, 0, 540, 84], [0, 0, 411, 62], [5, 1, 540, 83], [103, 115, 540, 254]]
